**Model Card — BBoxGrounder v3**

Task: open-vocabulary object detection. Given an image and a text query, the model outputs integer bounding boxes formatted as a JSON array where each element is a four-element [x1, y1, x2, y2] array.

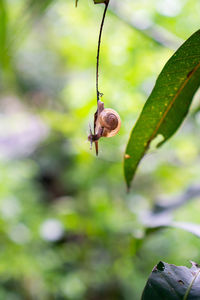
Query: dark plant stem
[[96, 1, 109, 103]]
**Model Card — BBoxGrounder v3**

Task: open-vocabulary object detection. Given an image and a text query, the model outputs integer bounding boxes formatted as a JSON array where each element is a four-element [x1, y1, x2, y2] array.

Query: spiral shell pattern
[[99, 108, 121, 137]]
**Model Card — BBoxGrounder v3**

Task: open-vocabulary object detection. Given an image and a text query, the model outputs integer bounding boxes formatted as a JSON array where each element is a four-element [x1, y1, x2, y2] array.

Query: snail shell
[[97, 108, 121, 138]]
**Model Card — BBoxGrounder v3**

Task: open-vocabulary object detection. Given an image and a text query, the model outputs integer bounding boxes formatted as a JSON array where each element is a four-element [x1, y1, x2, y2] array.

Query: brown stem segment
[[96, 1, 109, 102]]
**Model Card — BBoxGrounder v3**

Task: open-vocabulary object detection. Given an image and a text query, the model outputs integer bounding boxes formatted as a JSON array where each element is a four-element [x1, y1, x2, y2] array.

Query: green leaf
[[124, 30, 200, 188], [93, 0, 108, 4], [76, 0, 108, 7], [142, 261, 200, 300]]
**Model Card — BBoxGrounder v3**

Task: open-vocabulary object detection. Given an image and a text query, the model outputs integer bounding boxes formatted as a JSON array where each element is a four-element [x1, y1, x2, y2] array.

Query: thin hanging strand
[[96, 2, 109, 103]]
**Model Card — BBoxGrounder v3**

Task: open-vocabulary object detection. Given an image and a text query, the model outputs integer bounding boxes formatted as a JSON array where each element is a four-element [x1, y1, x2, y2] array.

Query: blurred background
[[1, 0, 200, 299]]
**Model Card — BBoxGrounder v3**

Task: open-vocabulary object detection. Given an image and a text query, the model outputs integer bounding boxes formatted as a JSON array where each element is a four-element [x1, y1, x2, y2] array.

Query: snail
[[88, 100, 121, 155]]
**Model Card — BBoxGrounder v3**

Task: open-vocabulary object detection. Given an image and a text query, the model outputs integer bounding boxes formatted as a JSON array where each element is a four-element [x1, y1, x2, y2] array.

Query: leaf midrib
[[148, 60, 200, 145], [183, 269, 200, 300]]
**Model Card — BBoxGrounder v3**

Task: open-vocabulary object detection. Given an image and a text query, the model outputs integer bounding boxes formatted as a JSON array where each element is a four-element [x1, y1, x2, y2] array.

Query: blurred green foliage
[[0, 0, 200, 299]]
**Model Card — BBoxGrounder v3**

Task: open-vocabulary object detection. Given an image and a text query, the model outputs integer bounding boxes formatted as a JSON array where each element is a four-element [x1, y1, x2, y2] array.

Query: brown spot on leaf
[[125, 154, 131, 159]]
